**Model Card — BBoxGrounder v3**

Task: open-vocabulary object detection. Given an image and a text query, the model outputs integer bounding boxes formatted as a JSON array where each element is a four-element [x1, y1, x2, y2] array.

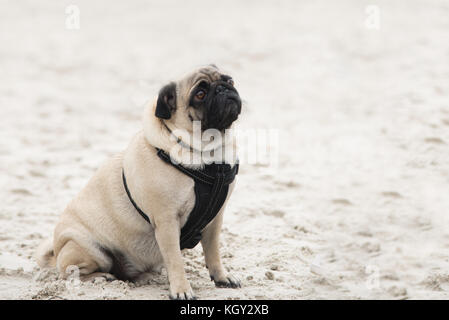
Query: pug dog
[[35, 65, 242, 300]]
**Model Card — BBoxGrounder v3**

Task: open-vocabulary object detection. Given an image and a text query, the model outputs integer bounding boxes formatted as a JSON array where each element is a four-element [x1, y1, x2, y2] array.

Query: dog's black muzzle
[[203, 82, 241, 131]]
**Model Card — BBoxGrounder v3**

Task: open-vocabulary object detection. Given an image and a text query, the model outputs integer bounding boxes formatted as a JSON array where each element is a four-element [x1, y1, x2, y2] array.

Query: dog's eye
[[227, 78, 234, 86], [195, 90, 206, 100]]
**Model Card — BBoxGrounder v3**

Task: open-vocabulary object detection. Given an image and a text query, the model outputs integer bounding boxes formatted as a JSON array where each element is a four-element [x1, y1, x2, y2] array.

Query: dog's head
[[155, 65, 242, 132]]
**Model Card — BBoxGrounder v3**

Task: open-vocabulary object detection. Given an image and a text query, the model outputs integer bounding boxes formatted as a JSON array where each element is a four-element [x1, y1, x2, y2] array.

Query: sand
[[1, 0, 449, 299]]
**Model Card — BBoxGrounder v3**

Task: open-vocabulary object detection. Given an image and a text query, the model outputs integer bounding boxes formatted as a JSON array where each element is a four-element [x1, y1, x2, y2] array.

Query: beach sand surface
[[1, 0, 449, 299]]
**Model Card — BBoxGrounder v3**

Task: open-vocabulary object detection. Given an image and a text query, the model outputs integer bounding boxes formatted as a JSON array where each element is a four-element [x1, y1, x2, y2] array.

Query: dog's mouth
[[202, 96, 241, 131]]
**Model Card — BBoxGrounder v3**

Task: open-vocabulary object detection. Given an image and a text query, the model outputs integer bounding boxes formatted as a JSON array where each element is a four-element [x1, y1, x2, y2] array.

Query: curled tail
[[35, 238, 56, 268]]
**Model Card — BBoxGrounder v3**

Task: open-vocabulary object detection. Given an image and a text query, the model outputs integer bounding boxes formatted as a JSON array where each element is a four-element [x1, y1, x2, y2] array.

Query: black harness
[[122, 148, 238, 250]]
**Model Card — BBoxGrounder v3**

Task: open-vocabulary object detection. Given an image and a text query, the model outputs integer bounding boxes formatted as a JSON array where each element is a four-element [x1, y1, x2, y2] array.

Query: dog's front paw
[[169, 282, 197, 300], [169, 290, 197, 300], [211, 274, 241, 288]]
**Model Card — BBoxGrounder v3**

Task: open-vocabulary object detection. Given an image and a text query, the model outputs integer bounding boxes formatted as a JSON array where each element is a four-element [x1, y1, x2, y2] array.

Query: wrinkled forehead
[[178, 66, 226, 91], [190, 66, 223, 83], [176, 66, 228, 106]]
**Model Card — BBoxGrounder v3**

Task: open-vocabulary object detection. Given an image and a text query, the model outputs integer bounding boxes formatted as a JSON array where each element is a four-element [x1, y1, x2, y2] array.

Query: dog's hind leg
[[80, 272, 116, 282], [56, 240, 107, 280]]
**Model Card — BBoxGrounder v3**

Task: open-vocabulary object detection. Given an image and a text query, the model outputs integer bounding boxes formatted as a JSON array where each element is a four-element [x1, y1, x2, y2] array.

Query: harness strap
[[122, 170, 151, 224], [122, 148, 238, 250], [161, 121, 202, 153], [180, 165, 226, 247], [155, 148, 238, 185]]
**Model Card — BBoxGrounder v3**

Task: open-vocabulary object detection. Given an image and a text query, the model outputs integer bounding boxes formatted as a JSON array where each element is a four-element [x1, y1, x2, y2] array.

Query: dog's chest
[[177, 191, 196, 229], [155, 149, 238, 250]]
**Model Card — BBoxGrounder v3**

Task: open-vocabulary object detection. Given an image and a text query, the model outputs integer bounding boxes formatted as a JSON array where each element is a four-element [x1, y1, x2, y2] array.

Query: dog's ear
[[155, 82, 177, 119]]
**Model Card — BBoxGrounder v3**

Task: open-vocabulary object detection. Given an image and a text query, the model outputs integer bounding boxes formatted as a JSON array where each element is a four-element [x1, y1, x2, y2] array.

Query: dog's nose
[[216, 85, 229, 94]]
